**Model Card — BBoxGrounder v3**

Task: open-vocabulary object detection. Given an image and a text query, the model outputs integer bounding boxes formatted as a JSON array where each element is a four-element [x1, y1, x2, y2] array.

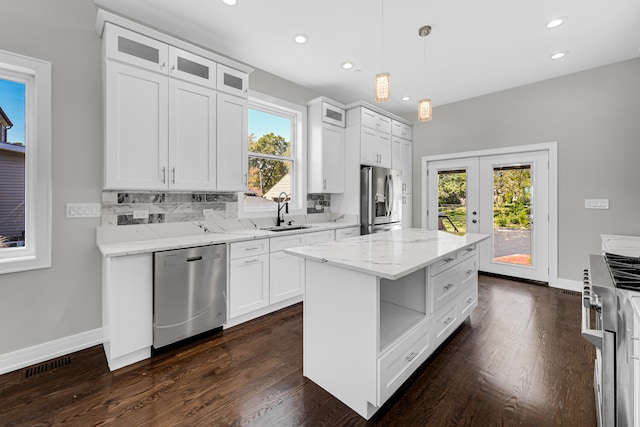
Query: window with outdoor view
[[0, 50, 51, 274], [244, 94, 304, 212]]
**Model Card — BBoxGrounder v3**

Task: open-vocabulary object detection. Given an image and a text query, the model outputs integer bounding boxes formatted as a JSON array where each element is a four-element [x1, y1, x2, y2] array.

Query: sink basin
[[261, 225, 314, 232]]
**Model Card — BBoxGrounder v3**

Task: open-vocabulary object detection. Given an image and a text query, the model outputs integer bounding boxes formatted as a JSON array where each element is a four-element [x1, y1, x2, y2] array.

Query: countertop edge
[[98, 222, 360, 257]]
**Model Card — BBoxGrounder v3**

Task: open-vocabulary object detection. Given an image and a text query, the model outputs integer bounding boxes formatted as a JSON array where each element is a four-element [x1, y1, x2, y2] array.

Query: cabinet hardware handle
[[245, 247, 260, 251], [161, 61, 166, 69], [323, 179, 326, 189], [444, 283, 454, 290], [171, 64, 176, 71], [244, 259, 260, 264], [466, 269, 474, 275], [443, 257, 455, 263], [467, 298, 474, 304], [172, 167, 176, 184], [162, 166, 166, 184], [444, 317, 454, 325], [406, 352, 418, 362], [244, 173, 248, 186], [466, 247, 475, 252]]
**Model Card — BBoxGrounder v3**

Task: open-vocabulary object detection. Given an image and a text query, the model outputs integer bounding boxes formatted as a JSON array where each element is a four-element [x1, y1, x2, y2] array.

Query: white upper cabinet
[[307, 98, 346, 194], [401, 139, 412, 193], [392, 120, 412, 141], [168, 46, 216, 88], [101, 20, 252, 191], [105, 24, 169, 73], [104, 61, 169, 189], [217, 92, 249, 191], [168, 79, 217, 190], [217, 63, 248, 98], [347, 106, 392, 168]]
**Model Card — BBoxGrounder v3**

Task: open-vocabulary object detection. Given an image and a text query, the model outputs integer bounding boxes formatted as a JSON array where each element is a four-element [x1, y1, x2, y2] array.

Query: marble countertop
[[285, 228, 490, 281], [97, 213, 359, 257], [601, 234, 640, 257]]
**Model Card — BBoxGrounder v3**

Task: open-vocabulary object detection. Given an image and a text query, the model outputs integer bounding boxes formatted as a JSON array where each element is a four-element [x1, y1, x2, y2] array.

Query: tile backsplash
[[102, 191, 331, 225]]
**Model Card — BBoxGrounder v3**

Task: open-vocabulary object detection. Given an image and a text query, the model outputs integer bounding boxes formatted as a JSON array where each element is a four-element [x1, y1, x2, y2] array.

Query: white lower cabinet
[[270, 234, 306, 304], [229, 239, 270, 318], [102, 253, 153, 371], [336, 226, 360, 240]]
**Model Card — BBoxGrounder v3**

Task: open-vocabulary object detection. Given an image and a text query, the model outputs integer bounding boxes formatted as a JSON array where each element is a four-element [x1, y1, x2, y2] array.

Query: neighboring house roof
[[0, 107, 13, 128], [263, 173, 291, 201], [0, 142, 25, 154]]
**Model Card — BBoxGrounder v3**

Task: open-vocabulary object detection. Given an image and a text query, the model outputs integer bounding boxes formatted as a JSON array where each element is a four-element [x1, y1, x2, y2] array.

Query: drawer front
[[378, 324, 430, 405], [458, 245, 477, 262], [305, 230, 335, 245], [431, 266, 459, 308], [430, 253, 459, 276], [458, 257, 477, 290], [335, 226, 360, 240], [460, 286, 478, 319], [434, 302, 458, 342], [230, 239, 269, 259], [270, 233, 306, 252]]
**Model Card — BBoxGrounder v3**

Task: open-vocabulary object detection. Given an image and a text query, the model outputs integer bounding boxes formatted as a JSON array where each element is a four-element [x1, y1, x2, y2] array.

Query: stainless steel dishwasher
[[153, 244, 227, 348]]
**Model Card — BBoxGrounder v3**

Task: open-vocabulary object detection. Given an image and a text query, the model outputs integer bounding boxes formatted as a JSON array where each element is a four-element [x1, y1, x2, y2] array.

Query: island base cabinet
[[102, 253, 153, 371]]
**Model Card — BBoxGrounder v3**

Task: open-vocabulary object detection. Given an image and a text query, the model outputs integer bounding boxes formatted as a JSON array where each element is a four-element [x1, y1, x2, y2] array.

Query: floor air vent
[[24, 356, 72, 379]]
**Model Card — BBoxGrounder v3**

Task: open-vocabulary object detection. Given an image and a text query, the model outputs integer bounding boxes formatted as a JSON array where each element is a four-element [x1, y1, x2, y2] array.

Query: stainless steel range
[[582, 252, 640, 426]]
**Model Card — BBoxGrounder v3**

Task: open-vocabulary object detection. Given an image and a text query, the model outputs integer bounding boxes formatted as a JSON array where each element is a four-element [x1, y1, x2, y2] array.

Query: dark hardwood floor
[[0, 275, 596, 426]]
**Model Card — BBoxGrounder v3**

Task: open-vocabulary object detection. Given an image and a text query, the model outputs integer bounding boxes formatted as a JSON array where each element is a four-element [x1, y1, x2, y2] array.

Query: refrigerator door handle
[[386, 174, 392, 218]]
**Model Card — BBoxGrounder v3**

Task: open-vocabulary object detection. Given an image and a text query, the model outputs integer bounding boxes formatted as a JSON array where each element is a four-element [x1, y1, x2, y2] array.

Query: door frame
[[421, 142, 558, 287]]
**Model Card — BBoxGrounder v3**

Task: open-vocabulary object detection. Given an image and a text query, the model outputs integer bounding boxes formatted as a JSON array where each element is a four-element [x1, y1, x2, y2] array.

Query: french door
[[425, 150, 549, 282]]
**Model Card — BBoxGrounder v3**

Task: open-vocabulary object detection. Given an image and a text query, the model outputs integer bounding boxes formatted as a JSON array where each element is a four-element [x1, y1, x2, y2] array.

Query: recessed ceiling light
[[294, 34, 307, 44], [222, 0, 237, 5], [546, 17, 566, 29], [401, 96, 411, 101], [342, 62, 354, 70], [550, 51, 568, 60]]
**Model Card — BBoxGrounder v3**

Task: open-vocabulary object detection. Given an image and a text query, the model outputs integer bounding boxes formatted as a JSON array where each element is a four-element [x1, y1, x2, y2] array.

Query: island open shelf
[[379, 268, 427, 351]]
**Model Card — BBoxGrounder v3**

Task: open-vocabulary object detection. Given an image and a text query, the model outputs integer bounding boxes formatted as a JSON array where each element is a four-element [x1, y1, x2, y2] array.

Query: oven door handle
[[581, 299, 603, 348]]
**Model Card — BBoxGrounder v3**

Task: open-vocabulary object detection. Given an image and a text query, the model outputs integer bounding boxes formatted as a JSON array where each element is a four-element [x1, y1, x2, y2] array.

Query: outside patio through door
[[425, 149, 550, 283]]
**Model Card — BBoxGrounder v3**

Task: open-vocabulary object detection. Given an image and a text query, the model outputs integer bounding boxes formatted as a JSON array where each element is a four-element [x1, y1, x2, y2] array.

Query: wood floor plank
[[0, 274, 596, 426]]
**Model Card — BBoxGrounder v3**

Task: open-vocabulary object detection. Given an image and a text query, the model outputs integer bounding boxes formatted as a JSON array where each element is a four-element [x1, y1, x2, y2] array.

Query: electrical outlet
[[133, 210, 149, 219], [66, 203, 101, 218], [584, 199, 609, 209], [203, 208, 214, 216]]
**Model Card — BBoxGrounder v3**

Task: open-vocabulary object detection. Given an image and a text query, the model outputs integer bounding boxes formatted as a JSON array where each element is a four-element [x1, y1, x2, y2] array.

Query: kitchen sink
[[261, 225, 315, 232]]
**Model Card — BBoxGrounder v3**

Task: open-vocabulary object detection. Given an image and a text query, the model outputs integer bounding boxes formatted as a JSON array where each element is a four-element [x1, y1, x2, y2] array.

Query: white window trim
[[0, 50, 51, 274], [239, 91, 307, 218]]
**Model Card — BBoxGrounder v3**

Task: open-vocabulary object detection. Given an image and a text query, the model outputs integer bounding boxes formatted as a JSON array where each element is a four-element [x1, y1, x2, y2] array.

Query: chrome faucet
[[276, 192, 289, 226]]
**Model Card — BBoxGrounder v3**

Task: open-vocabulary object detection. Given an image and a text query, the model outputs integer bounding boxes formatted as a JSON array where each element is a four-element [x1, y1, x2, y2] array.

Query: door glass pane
[[492, 165, 532, 265], [0, 77, 26, 249], [437, 169, 467, 236]]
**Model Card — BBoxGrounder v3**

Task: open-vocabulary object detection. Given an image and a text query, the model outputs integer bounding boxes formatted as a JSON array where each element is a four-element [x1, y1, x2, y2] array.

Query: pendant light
[[374, 0, 390, 102], [417, 25, 432, 122]]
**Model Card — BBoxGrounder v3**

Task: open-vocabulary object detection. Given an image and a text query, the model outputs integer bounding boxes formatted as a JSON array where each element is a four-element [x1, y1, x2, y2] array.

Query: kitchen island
[[285, 228, 489, 419]]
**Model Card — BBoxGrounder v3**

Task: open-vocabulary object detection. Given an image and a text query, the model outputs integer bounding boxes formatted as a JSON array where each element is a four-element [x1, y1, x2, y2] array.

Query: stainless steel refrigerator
[[360, 166, 403, 234]]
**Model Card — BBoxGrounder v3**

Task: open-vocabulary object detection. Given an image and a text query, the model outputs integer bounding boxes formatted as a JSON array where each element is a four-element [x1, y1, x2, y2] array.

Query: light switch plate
[[584, 199, 609, 209], [66, 203, 101, 218]]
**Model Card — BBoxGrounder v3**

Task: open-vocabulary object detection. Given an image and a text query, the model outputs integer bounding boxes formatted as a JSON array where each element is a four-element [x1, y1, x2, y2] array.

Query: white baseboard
[[552, 278, 583, 292], [0, 328, 103, 375]]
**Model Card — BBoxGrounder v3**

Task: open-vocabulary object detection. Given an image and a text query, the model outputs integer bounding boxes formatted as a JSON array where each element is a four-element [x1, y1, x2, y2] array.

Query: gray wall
[[409, 58, 640, 281], [0, 1, 103, 354]]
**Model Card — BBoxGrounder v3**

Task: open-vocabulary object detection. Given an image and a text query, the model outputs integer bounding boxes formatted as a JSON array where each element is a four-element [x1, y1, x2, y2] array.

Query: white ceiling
[[95, 0, 640, 117]]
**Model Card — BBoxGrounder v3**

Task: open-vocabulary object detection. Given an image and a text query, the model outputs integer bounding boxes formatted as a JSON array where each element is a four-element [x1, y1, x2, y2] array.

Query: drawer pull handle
[[244, 259, 260, 264], [466, 269, 474, 275], [245, 247, 260, 251], [466, 298, 474, 304], [444, 317, 454, 325], [466, 247, 474, 252], [443, 257, 455, 263], [444, 283, 454, 291], [406, 352, 418, 362]]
